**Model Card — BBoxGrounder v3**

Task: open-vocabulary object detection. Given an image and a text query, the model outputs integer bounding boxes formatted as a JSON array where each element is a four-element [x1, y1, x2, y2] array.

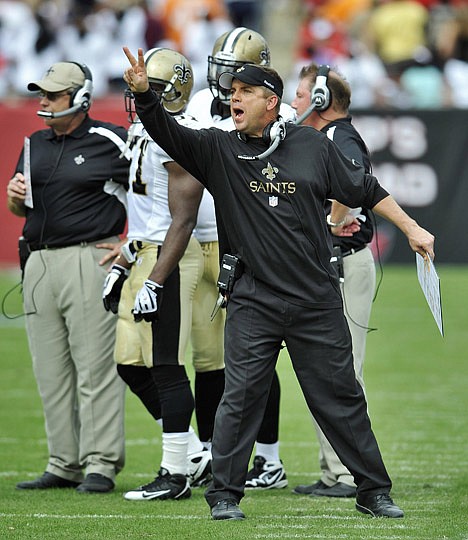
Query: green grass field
[[0, 265, 467, 540]]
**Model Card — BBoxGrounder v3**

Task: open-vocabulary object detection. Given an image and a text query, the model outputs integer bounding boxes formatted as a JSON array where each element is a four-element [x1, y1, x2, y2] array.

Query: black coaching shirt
[[134, 89, 389, 308], [15, 116, 129, 248], [322, 116, 374, 251]]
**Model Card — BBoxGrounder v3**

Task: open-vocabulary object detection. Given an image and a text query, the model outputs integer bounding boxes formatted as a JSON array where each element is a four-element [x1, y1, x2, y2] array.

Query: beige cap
[[28, 62, 85, 92]]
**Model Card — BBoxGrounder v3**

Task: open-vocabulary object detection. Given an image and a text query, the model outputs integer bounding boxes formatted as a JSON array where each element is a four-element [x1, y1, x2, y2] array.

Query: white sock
[[161, 432, 189, 475], [255, 441, 280, 463], [187, 426, 204, 455]]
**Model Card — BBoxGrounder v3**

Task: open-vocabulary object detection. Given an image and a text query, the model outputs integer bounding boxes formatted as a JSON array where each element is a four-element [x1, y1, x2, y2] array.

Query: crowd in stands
[[287, 0, 468, 108], [1, 0, 467, 108]]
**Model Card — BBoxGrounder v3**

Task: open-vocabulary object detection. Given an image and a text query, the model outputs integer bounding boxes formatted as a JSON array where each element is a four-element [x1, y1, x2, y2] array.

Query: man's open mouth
[[233, 107, 244, 121]]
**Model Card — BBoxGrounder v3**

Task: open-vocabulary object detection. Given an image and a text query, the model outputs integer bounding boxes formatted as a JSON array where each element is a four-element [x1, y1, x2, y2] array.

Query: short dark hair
[[299, 64, 351, 113]]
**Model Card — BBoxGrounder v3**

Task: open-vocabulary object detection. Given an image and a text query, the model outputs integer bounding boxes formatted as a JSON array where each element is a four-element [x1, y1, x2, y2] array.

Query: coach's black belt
[[340, 244, 366, 258]]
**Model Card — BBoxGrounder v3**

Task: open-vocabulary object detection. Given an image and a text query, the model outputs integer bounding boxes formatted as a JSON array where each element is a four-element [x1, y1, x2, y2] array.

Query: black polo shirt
[[15, 116, 129, 248], [322, 116, 374, 251]]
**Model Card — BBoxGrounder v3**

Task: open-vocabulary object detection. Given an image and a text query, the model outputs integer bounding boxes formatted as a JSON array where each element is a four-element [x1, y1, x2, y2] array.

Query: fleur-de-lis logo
[[174, 63, 192, 85], [262, 162, 278, 181], [260, 49, 270, 65]]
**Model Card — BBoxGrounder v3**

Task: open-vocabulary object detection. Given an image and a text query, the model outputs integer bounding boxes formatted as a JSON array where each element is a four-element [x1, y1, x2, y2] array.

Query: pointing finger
[[137, 48, 145, 68], [123, 46, 137, 66]]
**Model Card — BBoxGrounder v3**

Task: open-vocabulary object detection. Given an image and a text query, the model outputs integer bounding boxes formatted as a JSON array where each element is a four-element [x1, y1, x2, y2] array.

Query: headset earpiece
[[69, 63, 93, 112], [238, 117, 286, 161], [295, 65, 331, 125], [262, 117, 286, 145], [310, 65, 330, 112]]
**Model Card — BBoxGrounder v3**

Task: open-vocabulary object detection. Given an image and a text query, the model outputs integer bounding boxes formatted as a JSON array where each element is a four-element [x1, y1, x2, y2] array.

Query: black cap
[[218, 64, 283, 99]]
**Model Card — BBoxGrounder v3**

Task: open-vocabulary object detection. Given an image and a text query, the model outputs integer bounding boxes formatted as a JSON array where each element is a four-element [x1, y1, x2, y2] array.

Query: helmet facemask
[[124, 88, 138, 123], [149, 76, 183, 109], [208, 55, 246, 104]]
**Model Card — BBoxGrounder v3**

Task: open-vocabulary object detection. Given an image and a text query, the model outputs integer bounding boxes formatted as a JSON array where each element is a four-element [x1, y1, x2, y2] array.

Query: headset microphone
[[295, 64, 331, 125], [37, 104, 83, 119], [237, 117, 286, 161]]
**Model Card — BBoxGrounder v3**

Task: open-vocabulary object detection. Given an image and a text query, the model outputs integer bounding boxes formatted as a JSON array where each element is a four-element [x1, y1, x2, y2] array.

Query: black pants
[[205, 273, 391, 507]]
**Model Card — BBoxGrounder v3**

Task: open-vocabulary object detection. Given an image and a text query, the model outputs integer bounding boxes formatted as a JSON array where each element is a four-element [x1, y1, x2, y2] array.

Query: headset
[[295, 64, 331, 125], [37, 62, 93, 119], [237, 117, 286, 161]]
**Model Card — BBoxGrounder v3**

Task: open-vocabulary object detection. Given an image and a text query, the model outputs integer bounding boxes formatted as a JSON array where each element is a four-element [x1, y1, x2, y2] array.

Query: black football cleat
[[124, 468, 191, 501]]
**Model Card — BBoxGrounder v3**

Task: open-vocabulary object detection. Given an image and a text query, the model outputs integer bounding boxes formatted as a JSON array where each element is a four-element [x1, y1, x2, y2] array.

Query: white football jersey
[[126, 113, 200, 245]]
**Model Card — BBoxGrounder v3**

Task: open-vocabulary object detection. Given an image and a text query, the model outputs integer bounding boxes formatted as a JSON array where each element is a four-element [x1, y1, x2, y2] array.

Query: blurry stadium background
[[1, 0, 468, 267]]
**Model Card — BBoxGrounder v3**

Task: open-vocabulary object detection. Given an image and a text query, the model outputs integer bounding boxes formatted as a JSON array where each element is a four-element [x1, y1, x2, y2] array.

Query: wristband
[[112, 263, 130, 277], [326, 214, 346, 228], [121, 240, 138, 263]]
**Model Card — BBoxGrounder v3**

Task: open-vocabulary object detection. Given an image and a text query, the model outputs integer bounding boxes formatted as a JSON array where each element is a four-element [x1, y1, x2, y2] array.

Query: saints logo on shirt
[[262, 162, 278, 181]]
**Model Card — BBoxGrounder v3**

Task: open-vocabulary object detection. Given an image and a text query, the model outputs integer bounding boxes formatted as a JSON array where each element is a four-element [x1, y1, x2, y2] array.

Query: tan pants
[[23, 240, 126, 482], [191, 241, 225, 372], [114, 237, 204, 367]]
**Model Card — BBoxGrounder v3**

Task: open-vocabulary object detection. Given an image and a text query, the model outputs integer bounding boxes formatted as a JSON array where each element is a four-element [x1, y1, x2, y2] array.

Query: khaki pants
[[192, 241, 225, 372], [23, 239, 125, 482]]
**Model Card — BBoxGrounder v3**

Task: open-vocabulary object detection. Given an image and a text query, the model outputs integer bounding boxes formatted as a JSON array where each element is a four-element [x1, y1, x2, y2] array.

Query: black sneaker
[[245, 455, 288, 489], [311, 482, 356, 498], [124, 468, 191, 501], [76, 473, 114, 493], [293, 479, 328, 495], [211, 498, 245, 520], [16, 471, 81, 490], [356, 493, 404, 518]]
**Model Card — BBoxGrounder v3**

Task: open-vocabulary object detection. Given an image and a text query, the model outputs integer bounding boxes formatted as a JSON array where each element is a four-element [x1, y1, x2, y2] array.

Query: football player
[[103, 48, 211, 500]]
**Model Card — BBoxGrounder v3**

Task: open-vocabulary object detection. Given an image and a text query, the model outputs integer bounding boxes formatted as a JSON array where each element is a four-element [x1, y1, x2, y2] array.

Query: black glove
[[102, 264, 129, 314], [132, 279, 163, 322]]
